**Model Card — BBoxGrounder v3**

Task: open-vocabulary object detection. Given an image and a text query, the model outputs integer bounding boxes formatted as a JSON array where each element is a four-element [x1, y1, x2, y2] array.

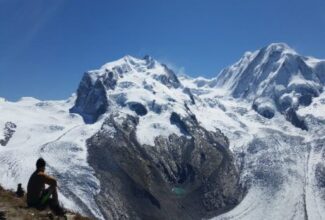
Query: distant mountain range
[[0, 43, 324, 220]]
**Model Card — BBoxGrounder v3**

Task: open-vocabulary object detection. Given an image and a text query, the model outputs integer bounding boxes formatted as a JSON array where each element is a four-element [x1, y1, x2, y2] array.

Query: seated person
[[27, 158, 65, 215]]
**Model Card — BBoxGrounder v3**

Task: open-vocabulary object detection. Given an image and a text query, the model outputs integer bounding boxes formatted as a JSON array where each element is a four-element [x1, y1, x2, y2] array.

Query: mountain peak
[[98, 55, 157, 73], [143, 54, 153, 61], [70, 55, 182, 123], [263, 42, 297, 55], [214, 42, 324, 128]]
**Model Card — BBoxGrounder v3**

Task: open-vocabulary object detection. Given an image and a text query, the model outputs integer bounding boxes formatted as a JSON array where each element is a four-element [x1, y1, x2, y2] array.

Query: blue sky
[[1, 0, 325, 101]]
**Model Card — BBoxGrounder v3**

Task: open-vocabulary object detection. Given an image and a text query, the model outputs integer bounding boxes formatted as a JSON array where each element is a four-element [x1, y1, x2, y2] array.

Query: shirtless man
[[27, 158, 65, 215]]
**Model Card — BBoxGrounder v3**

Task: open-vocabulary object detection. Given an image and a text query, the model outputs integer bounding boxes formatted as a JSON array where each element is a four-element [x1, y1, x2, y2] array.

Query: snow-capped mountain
[[70, 55, 182, 124], [182, 43, 325, 130], [0, 43, 324, 220], [215, 43, 324, 100], [69, 55, 242, 219]]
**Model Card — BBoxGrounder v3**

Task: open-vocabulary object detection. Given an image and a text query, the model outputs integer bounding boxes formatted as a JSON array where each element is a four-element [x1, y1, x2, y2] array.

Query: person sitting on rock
[[27, 158, 65, 216]]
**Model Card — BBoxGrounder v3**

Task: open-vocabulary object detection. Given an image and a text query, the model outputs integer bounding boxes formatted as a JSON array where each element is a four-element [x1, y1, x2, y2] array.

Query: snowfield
[[0, 97, 104, 219], [203, 97, 325, 220]]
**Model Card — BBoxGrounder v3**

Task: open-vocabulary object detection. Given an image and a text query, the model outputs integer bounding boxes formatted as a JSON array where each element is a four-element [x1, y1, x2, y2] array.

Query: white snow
[[305, 56, 325, 69], [136, 112, 183, 146], [0, 123, 4, 140], [288, 74, 320, 92], [298, 90, 325, 120]]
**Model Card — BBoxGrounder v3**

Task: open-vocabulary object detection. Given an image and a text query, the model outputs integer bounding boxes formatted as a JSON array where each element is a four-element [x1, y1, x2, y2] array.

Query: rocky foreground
[[0, 185, 89, 220]]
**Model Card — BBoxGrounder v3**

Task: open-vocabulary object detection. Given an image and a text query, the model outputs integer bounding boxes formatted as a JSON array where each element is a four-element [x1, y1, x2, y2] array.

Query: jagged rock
[[252, 102, 275, 119], [169, 112, 189, 135], [183, 88, 196, 104], [153, 64, 181, 89], [285, 108, 308, 130], [316, 164, 325, 188], [70, 73, 108, 123], [87, 113, 243, 220], [0, 122, 16, 146], [127, 102, 148, 116]]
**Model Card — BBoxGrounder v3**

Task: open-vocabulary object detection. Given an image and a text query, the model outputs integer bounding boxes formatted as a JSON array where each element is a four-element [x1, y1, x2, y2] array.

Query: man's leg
[[40, 185, 59, 207], [47, 185, 59, 205], [45, 186, 66, 216]]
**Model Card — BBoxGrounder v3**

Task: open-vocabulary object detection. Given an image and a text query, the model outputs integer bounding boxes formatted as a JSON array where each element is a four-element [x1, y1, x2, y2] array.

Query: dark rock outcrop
[[153, 64, 181, 89], [70, 73, 109, 123], [315, 162, 325, 201], [183, 88, 196, 105], [285, 108, 308, 131], [170, 112, 189, 135], [127, 102, 148, 116], [316, 164, 325, 188], [252, 103, 275, 119], [0, 122, 16, 146], [87, 114, 243, 220]]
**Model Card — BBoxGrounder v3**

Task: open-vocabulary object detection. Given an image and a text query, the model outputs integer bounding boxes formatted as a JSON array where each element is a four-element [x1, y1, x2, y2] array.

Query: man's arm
[[40, 172, 57, 187]]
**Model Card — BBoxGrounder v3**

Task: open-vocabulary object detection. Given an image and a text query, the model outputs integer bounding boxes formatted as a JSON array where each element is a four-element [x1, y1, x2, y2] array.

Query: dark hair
[[36, 158, 46, 169]]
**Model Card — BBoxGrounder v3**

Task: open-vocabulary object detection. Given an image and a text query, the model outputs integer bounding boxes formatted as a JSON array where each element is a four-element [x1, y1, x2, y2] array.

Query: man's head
[[36, 157, 46, 171]]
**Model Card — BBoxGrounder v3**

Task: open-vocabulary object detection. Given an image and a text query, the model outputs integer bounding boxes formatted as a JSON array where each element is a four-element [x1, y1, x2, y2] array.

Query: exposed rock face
[[285, 108, 308, 130], [127, 102, 148, 116], [70, 73, 109, 123], [316, 164, 325, 188], [0, 122, 16, 146], [154, 64, 181, 89], [252, 102, 275, 119], [87, 113, 243, 220], [314, 138, 325, 199]]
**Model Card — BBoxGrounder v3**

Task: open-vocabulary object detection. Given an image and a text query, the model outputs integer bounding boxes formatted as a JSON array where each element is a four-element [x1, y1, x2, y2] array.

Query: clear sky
[[1, 0, 325, 101]]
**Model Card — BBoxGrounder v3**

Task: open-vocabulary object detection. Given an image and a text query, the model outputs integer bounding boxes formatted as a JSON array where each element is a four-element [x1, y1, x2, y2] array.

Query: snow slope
[[0, 97, 104, 219], [197, 95, 325, 220]]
